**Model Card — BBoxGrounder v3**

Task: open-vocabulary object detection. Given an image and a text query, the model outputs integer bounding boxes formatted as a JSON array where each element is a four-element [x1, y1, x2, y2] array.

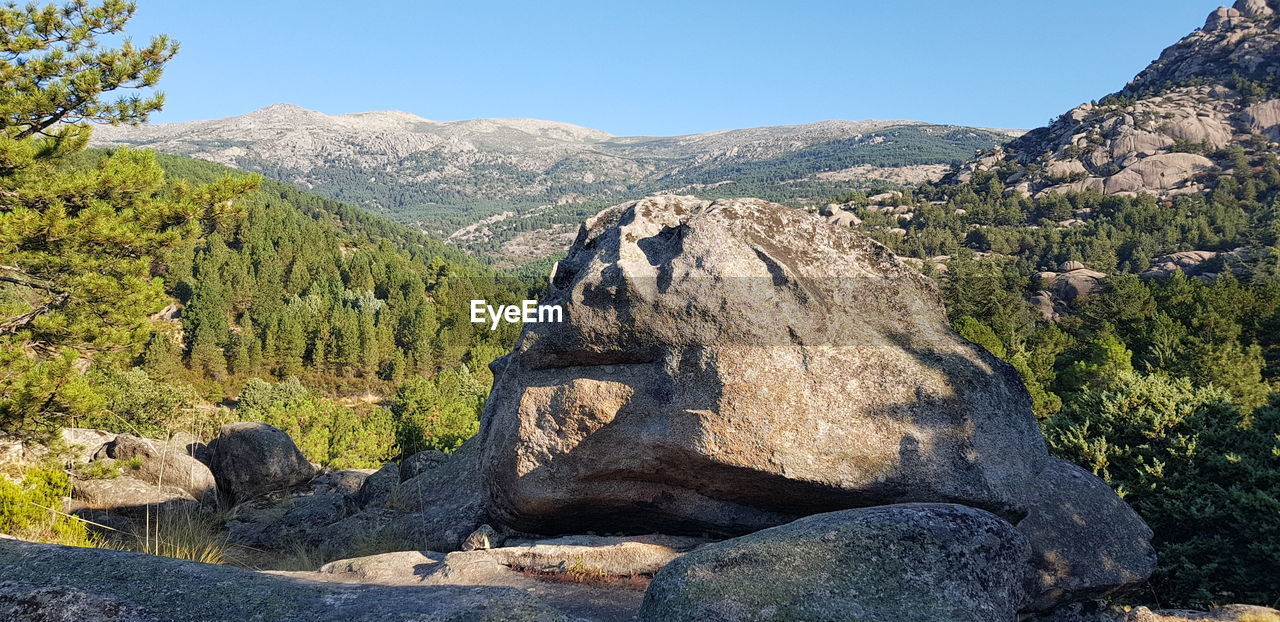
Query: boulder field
[[5, 196, 1276, 621]]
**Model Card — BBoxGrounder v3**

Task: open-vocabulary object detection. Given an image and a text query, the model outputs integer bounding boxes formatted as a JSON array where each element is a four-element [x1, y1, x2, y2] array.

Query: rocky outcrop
[[58, 428, 118, 464], [479, 195, 1154, 611], [639, 504, 1033, 622], [206, 422, 315, 502], [1036, 262, 1108, 306], [376, 437, 490, 552], [818, 202, 862, 227], [955, 2, 1280, 198], [0, 537, 575, 621]]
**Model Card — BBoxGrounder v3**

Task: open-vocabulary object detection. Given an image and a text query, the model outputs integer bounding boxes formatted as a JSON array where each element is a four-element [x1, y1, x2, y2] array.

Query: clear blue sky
[[126, 0, 1219, 136]]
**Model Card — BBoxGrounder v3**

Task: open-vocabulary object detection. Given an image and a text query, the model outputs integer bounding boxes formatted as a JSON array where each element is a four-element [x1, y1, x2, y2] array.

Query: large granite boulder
[[481, 196, 1047, 536], [207, 422, 315, 503], [477, 195, 1155, 610], [638, 504, 1032, 622]]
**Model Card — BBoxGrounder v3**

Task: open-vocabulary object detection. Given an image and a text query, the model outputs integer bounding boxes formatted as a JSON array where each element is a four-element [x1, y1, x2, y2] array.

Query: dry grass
[[111, 506, 228, 565]]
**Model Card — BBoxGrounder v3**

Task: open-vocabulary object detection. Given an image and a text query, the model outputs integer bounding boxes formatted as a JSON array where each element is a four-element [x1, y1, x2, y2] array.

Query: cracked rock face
[[477, 195, 1154, 610]]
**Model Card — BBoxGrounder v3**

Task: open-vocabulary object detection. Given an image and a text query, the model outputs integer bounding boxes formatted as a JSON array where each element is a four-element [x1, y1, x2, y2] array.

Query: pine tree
[[0, 2, 255, 438]]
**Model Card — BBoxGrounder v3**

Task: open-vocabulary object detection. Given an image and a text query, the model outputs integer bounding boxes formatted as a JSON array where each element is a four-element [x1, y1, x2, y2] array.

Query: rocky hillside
[[90, 105, 1017, 236], [955, 0, 1280, 198]]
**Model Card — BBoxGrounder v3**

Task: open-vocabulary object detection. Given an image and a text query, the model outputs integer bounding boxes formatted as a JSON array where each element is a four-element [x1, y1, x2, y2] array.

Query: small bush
[[74, 460, 122, 480], [0, 464, 95, 547]]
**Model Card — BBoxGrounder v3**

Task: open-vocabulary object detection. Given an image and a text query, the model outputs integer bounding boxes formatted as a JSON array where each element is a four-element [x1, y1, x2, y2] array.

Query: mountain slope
[[955, 0, 1280, 198], [91, 106, 1019, 233], [117, 151, 522, 398]]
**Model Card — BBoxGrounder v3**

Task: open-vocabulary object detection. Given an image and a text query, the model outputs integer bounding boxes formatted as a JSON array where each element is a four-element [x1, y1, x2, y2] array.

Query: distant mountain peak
[[953, 0, 1280, 198]]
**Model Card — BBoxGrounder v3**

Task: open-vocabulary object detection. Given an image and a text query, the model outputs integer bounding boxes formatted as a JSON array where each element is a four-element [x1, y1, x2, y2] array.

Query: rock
[[1140, 250, 1221, 279], [481, 196, 1051, 538], [1017, 459, 1156, 611], [58, 428, 116, 464], [494, 534, 706, 577], [165, 431, 212, 466], [1055, 269, 1107, 303], [399, 449, 449, 481], [310, 468, 375, 495], [0, 581, 158, 622], [1059, 260, 1087, 272], [1103, 153, 1214, 194], [69, 508, 135, 537], [354, 462, 399, 507], [383, 437, 489, 551], [226, 492, 351, 549], [1234, 0, 1276, 18], [207, 422, 315, 503], [323, 533, 705, 583], [319, 550, 443, 581], [1124, 605, 1280, 621], [1242, 99, 1280, 139], [461, 524, 500, 551], [92, 434, 217, 501], [638, 504, 1032, 622], [70, 477, 197, 517], [0, 537, 576, 621], [818, 203, 862, 227], [1206, 6, 1245, 29]]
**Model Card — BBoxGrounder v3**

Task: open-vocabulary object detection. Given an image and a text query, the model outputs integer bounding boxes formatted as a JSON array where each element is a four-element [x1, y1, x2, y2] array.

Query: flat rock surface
[[0, 537, 577, 621]]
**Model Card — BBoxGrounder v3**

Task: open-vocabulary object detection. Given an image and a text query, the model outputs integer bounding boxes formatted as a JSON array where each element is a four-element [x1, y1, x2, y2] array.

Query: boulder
[[1103, 153, 1214, 194], [58, 428, 116, 464], [92, 434, 216, 500], [638, 504, 1032, 622], [71, 477, 197, 517], [399, 449, 449, 481], [310, 468, 375, 495], [1234, 0, 1275, 19], [322, 533, 704, 584], [1017, 459, 1156, 611], [0, 537, 575, 621], [207, 422, 315, 502], [382, 437, 489, 551], [319, 550, 443, 581], [461, 524, 500, 551], [226, 492, 351, 549], [354, 461, 399, 507], [477, 195, 1154, 610], [481, 196, 1050, 538]]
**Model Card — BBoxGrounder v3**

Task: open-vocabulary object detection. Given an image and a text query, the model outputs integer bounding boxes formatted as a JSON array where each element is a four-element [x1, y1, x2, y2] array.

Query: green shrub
[[1046, 374, 1280, 607], [389, 367, 487, 455], [236, 377, 395, 469], [0, 465, 94, 546]]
